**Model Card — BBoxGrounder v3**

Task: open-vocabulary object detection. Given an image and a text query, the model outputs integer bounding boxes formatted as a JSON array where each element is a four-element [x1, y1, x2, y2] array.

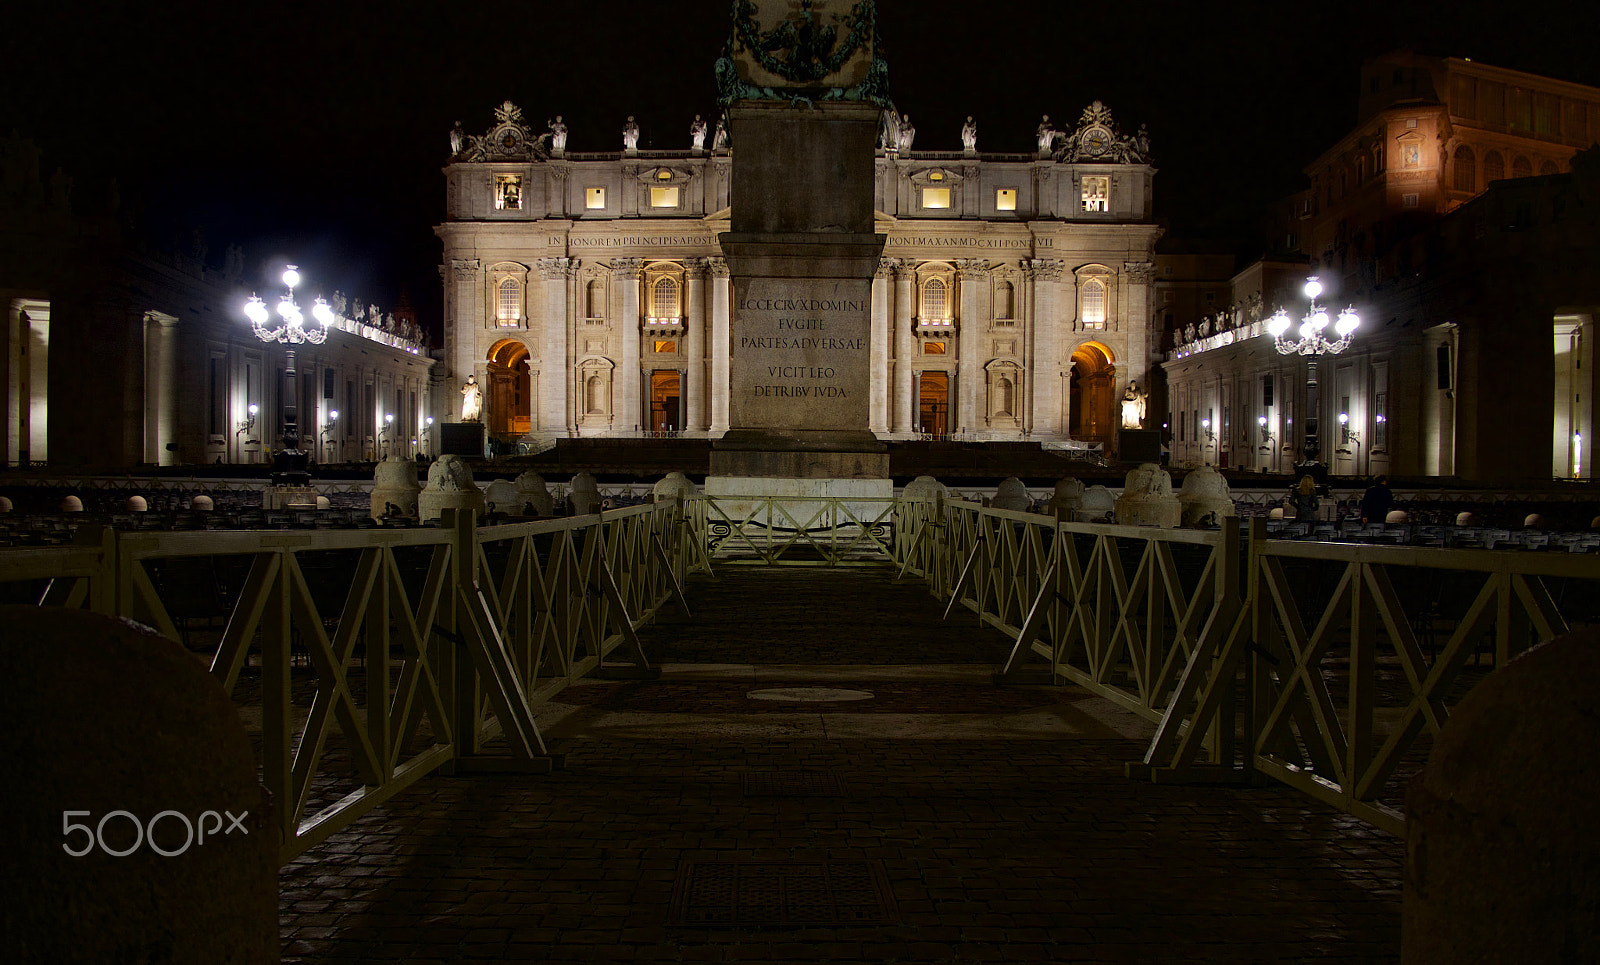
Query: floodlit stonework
[[436, 99, 1162, 451]]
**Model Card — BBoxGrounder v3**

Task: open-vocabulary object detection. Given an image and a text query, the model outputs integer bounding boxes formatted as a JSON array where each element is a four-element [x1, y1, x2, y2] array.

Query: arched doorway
[[650, 370, 681, 434], [918, 371, 949, 436], [487, 339, 532, 437], [1069, 343, 1115, 449]]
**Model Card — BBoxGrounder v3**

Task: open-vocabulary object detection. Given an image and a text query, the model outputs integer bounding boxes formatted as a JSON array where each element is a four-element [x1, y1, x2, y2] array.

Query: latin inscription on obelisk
[[730, 277, 873, 432]]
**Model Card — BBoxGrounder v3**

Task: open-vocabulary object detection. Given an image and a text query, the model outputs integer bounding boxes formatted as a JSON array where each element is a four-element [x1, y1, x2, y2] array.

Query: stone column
[[614, 257, 643, 434], [144, 313, 178, 466], [956, 259, 986, 435], [1027, 259, 1063, 437], [537, 257, 573, 435], [1123, 261, 1154, 388], [449, 259, 481, 401], [685, 258, 708, 434], [708, 257, 731, 435], [893, 262, 915, 435], [869, 259, 891, 435]]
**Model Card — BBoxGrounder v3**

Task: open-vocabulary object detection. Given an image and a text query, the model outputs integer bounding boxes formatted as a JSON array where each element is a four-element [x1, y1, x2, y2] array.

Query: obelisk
[[708, 0, 891, 498]]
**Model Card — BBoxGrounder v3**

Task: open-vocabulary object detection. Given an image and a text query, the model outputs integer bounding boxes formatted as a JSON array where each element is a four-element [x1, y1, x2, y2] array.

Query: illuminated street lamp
[[243, 265, 334, 487], [321, 409, 340, 463], [1265, 276, 1359, 476]]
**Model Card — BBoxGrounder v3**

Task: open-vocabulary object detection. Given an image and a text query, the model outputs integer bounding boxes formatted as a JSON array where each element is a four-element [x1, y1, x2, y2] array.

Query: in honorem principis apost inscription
[[730, 277, 873, 432]]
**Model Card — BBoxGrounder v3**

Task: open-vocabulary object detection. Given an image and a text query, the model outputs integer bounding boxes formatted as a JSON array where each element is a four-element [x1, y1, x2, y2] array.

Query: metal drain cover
[[669, 860, 897, 927], [742, 770, 845, 797], [746, 687, 874, 702]]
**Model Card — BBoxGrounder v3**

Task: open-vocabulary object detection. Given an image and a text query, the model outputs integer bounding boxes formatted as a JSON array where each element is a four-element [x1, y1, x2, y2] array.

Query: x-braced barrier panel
[[1, 501, 702, 863], [901, 497, 1600, 835]]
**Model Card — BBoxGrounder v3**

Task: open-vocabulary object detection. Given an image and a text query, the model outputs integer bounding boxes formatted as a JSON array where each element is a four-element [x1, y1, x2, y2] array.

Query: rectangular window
[[1535, 93, 1558, 136], [1374, 392, 1388, 449], [1262, 374, 1274, 408], [1403, 193, 1419, 208], [995, 188, 1017, 211], [495, 175, 522, 211], [208, 356, 225, 436], [1081, 176, 1109, 212], [323, 367, 335, 400], [921, 187, 951, 209], [586, 187, 606, 209], [1437, 345, 1452, 389], [649, 186, 679, 208], [346, 381, 355, 435], [1511, 87, 1533, 131], [1482, 82, 1505, 126]]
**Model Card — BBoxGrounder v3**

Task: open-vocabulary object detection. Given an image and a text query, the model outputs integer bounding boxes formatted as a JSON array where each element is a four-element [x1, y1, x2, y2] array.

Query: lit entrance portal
[[918, 371, 949, 436], [650, 370, 682, 435], [1069, 343, 1115, 450], [487, 340, 531, 437]]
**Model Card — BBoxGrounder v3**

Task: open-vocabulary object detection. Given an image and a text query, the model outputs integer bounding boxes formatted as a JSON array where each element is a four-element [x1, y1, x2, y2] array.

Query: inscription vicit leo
[[730, 278, 872, 430]]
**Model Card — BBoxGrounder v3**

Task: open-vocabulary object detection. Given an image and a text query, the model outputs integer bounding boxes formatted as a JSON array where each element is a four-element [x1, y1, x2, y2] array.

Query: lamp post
[[381, 412, 395, 457], [321, 409, 340, 464], [1265, 276, 1359, 479], [243, 265, 334, 489]]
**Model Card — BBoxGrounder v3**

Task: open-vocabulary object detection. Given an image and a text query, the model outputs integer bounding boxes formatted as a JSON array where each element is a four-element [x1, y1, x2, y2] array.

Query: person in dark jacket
[[1360, 475, 1393, 524]]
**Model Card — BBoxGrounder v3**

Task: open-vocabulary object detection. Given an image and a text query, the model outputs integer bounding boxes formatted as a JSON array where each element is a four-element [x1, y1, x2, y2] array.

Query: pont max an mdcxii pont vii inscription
[[730, 276, 872, 432]]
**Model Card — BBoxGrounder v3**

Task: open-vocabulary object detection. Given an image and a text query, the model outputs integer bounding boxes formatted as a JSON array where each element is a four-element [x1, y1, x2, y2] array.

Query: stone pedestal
[[263, 485, 318, 510], [515, 471, 555, 516], [567, 471, 603, 515], [439, 422, 485, 457], [652, 472, 698, 504], [1047, 477, 1086, 519], [417, 454, 485, 522], [1177, 465, 1236, 528], [990, 477, 1032, 512], [369, 454, 421, 519], [1114, 463, 1181, 527]]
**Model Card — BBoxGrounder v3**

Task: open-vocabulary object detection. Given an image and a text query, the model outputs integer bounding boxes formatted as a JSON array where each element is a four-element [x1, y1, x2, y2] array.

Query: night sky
[[10, 0, 1596, 341]]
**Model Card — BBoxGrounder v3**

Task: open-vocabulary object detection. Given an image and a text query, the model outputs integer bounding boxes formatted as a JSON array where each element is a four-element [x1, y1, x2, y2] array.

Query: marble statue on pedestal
[[897, 114, 916, 153], [547, 116, 567, 153], [961, 116, 977, 154], [1037, 115, 1059, 154], [460, 375, 483, 422], [690, 114, 708, 152], [449, 121, 464, 156], [622, 116, 640, 152], [1121, 380, 1147, 429], [712, 114, 729, 151]]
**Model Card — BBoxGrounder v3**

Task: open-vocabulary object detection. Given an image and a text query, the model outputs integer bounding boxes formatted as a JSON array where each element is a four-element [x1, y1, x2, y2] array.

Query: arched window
[[497, 278, 521, 327], [1512, 155, 1533, 179], [995, 280, 1013, 320], [1484, 150, 1505, 184], [1453, 145, 1476, 192], [1540, 159, 1559, 177], [1081, 279, 1106, 329], [586, 279, 604, 319], [922, 278, 947, 319], [651, 277, 679, 318], [586, 375, 604, 413]]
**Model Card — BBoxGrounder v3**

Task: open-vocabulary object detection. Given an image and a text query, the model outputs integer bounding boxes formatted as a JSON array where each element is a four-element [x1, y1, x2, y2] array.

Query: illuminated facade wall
[[436, 103, 1164, 448]]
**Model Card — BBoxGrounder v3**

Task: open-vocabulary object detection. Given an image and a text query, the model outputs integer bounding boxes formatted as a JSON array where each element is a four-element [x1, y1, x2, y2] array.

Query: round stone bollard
[[1079, 485, 1117, 523], [0, 495, 13, 512], [1267, 506, 1285, 520], [1386, 510, 1410, 524], [316, 495, 331, 510], [567, 472, 603, 516], [990, 477, 1032, 512], [483, 479, 519, 514], [1523, 513, 1545, 529], [1046, 477, 1085, 519], [1455, 511, 1479, 527], [902, 476, 948, 500], [1, 606, 276, 964], [190, 494, 214, 512], [59, 495, 83, 512], [1404, 628, 1600, 964], [652, 471, 696, 504], [1177, 465, 1235, 528], [1114, 463, 1181, 528], [417, 454, 487, 522], [124, 495, 148, 512], [369, 453, 421, 520], [515, 471, 555, 516]]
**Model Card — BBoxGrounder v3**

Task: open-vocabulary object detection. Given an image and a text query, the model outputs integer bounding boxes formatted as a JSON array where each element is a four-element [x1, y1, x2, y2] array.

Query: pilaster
[[614, 257, 643, 434], [893, 262, 915, 435], [538, 257, 575, 435], [956, 259, 986, 434]]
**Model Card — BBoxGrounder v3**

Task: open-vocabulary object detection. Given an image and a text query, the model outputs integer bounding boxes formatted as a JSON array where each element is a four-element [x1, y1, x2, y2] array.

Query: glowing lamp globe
[[1267, 310, 1291, 337], [1335, 308, 1360, 337], [282, 266, 301, 288], [1303, 277, 1323, 300]]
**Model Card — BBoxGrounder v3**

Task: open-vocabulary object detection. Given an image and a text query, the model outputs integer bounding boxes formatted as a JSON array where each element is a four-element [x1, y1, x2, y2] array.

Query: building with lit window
[[1162, 52, 1600, 481], [0, 139, 437, 471], [437, 99, 1163, 450]]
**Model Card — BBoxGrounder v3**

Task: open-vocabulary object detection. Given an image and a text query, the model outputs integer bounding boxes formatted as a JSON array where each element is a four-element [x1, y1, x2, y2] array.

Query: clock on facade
[[1082, 126, 1113, 157]]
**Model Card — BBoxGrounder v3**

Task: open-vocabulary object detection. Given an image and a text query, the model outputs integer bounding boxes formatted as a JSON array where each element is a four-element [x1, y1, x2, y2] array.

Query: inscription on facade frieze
[[561, 235, 718, 248], [885, 236, 1047, 249]]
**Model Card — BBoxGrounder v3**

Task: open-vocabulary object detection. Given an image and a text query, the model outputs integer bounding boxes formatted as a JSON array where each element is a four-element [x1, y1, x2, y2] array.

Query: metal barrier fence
[[902, 497, 1600, 834], [691, 495, 898, 565], [1, 502, 698, 863]]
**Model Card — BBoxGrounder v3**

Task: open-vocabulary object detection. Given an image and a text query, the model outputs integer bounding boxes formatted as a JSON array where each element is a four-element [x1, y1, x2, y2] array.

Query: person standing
[[1360, 474, 1393, 524]]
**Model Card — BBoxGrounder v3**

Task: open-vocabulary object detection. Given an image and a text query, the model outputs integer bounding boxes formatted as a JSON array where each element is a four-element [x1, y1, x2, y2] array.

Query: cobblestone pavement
[[279, 567, 1404, 964]]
